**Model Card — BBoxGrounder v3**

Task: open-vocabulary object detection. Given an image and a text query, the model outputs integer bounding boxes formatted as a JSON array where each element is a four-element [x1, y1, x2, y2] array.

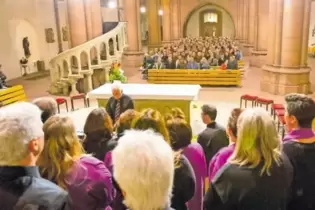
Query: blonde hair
[[229, 108, 281, 176], [132, 108, 181, 168], [132, 108, 170, 144], [38, 115, 84, 189]]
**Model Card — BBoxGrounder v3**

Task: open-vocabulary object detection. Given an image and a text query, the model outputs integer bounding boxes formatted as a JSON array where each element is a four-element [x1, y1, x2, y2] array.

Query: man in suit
[[106, 82, 134, 124], [197, 104, 229, 167]]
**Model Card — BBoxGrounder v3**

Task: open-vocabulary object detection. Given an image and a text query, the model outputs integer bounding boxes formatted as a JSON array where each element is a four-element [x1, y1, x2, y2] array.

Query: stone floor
[[7, 57, 315, 135]]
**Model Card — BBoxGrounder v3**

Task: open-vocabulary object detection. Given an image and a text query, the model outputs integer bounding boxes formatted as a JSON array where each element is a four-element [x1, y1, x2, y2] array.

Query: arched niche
[[90, 46, 98, 65], [80, 51, 89, 70], [100, 42, 107, 60], [57, 65, 62, 78], [63, 60, 69, 78], [116, 35, 120, 51], [183, 3, 236, 38], [108, 38, 114, 56], [70, 56, 79, 74]]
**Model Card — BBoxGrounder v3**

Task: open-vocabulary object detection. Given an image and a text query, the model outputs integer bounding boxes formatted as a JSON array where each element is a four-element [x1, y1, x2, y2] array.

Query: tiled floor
[[7, 57, 315, 134]]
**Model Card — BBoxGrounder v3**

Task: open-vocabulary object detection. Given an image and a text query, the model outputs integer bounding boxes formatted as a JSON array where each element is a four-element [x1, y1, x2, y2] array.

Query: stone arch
[[116, 35, 120, 51], [100, 42, 107, 60], [90, 46, 98, 65], [57, 64, 62, 78], [80, 51, 89, 70], [182, 3, 236, 37], [108, 38, 114, 56], [70, 56, 79, 74], [63, 60, 69, 77]]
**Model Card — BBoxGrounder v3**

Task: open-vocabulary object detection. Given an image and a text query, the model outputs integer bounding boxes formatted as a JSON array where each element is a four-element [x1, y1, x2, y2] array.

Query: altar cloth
[[87, 83, 201, 101]]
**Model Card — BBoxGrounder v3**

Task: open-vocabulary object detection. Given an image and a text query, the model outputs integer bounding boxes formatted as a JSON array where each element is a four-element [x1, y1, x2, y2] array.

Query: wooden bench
[[0, 85, 27, 107], [148, 69, 242, 86]]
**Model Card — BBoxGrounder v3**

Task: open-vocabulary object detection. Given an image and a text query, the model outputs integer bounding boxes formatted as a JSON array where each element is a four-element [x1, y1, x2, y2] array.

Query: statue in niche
[[312, 26, 315, 37], [45, 28, 55, 43], [22, 37, 31, 58], [62, 26, 68, 41], [212, 26, 217, 37]]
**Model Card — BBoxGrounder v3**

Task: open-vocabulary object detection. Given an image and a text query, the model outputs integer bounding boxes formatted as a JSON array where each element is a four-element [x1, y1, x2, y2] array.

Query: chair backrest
[[0, 85, 27, 107]]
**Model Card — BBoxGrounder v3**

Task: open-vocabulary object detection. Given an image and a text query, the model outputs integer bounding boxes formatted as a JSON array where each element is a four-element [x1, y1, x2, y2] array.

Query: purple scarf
[[283, 128, 315, 142]]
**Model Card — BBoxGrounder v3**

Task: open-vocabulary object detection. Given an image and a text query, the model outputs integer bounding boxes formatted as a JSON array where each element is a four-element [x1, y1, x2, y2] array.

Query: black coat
[[197, 122, 229, 166], [165, 61, 177, 69], [106, 94, 134, 123], [0, 166, 71, 209]]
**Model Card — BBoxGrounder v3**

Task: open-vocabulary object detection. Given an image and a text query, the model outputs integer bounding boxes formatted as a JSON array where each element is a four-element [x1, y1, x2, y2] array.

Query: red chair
[[56, 97, 68, 113], [271, 104, 285, 119], [70, 93, 89, 111], [255, 97, 274, 111], [240, 94, 257, 108]]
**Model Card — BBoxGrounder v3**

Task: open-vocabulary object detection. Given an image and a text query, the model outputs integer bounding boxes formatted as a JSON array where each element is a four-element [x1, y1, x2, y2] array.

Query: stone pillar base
[[242, 44, 254, 56], [148, 43, 162, 50], [250, 50, 267, 67], [162, 40, 172, 46], [260, 65, 312, 95], [122, 51, 144, 77]]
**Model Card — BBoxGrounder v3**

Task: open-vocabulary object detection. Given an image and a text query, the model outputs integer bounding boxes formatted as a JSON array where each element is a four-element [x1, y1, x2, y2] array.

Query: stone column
[[261, 0, 312, 95], [243, 0, 256, 55], [162, 0, 171, 45], [235, 0, 242, 41], [86, 73, 93, 92], [67, 0, 88, 47], [147, 0, 162, 49], [251, 0, 269, 67], [241, 0, 251, 55], [84, 0, 102, 40], [170, 0, 180, 41], [122, 0, 144, 76], [90, 0, 103, 39]]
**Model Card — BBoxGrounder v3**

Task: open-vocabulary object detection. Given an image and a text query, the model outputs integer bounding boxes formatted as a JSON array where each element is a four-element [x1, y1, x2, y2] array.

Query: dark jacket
[[106, 94, 134, 123], [0, 166, 71, 210], [227, 60, 238, 70], [83, 130, 117, 161], [171, 155, 196, 210], [197, 122, 229, 167], [204, 154, 293, 210], [165, 61, 176, 69]]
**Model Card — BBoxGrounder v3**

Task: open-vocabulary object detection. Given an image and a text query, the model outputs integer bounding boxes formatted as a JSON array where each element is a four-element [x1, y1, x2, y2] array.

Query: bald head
[[32, 97, 57, 123]]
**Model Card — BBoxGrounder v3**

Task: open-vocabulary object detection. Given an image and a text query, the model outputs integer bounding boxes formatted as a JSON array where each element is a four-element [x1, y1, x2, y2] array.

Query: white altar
[[88, 83, 201, 122]]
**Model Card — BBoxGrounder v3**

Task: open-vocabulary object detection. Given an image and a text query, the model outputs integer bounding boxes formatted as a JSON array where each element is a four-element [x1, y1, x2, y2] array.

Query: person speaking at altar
[[106, 82, 134, 124]]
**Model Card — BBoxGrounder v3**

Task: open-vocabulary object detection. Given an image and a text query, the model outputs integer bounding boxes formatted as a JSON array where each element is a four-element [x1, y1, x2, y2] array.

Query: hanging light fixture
[[158, 9, 163, 16], [140, 6, 146, 13], [108, 1, 117, 8]]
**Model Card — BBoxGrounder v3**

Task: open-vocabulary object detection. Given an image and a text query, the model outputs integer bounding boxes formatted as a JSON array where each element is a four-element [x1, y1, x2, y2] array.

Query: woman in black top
[[204, 108, 293, 210], [132, 108, 196, 210], [83, 108, 117, 161]]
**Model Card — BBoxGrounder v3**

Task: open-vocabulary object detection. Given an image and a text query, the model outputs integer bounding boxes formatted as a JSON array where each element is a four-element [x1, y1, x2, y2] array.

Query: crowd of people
[[0, 83, 314, 210], [142, 36, 242, 73]]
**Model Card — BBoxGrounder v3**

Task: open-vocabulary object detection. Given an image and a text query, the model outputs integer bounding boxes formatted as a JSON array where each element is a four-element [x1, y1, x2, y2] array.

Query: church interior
[[1, 0, 314, 129], [0, 0, 315, 209]]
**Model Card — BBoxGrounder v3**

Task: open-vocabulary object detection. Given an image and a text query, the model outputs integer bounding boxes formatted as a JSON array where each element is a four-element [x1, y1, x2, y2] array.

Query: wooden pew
[[148, 69, 242, 86], [0, 85, 27, 107]]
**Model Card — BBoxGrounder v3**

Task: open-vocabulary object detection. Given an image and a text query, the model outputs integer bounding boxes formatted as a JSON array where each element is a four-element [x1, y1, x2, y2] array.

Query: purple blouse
[[183, 143, 207, 210], [65, 156, 114, 210], [208, 144, 235, 182]]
